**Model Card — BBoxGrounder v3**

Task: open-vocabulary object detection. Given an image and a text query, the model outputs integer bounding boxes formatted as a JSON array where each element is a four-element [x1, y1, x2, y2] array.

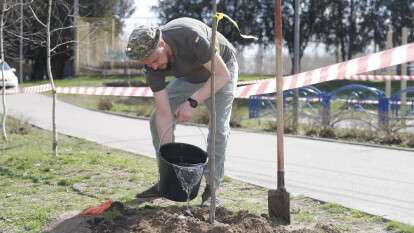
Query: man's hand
[[175, 101, 194, 122]]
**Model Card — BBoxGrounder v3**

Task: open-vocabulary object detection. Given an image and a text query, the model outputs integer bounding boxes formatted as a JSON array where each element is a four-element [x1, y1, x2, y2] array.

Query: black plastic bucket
[[158, 142, 207, 202]]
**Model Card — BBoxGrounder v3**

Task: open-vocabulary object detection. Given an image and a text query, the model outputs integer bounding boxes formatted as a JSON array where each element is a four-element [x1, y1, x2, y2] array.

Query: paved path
[[2, 93, 414, 225]]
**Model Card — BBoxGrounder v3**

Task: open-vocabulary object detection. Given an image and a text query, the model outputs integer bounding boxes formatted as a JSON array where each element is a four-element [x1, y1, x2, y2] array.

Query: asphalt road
[[2, 93, 414, 225]]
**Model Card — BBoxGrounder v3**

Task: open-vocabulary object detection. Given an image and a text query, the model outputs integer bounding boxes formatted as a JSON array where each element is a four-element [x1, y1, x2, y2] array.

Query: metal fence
[[248, 84, 414, 132]]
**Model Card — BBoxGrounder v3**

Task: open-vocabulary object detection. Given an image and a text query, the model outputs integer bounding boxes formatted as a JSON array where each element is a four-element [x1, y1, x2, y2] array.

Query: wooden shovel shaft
[[275, 0, 285, 189], [268, 1, 291, 224]]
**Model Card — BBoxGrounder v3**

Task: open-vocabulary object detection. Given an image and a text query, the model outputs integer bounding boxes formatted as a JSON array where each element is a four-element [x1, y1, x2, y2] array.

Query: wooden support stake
[[209, 0, 218, 224]]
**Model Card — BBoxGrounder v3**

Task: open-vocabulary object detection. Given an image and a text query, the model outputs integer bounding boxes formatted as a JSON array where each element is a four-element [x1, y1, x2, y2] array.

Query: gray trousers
[[150, 55, 238, 188]]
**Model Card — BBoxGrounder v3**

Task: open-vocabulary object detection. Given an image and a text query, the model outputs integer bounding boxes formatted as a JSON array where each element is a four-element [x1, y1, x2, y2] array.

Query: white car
[[0, 61, 18, 88]]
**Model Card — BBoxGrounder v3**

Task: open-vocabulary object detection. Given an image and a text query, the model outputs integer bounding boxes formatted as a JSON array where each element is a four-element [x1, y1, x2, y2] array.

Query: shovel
[[268, 0, 290, 225]]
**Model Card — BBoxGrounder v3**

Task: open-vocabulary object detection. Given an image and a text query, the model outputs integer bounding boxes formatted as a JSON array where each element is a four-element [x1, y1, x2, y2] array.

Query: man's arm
[[175, 53, 231, 122], [192, 52, 231, 103], [154, 89, 174, 145]]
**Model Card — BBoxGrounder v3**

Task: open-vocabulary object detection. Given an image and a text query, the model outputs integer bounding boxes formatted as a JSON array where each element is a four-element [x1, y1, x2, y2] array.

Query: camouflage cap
[[125, 25, 161, 61]]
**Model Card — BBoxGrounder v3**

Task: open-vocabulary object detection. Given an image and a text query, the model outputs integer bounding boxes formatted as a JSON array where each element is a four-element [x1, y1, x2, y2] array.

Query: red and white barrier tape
[[3, 88, 20, 95], [344, 75, 414, 81], [3, 83, 53, 95], [55, 86, 153, 97], [3, 85, 155, 97], [21, 83, 53, 93], [7, 74, 414, 99], [236, 43, 414, 98], [235, 73, 414, 98], [4, 43, 414, 99], [237, 75, 414, 86]]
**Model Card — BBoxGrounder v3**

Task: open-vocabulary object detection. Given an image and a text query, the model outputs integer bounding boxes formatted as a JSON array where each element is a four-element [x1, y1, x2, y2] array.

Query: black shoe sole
[[135, 194, 161, 199], [136, 184, 160, 199]]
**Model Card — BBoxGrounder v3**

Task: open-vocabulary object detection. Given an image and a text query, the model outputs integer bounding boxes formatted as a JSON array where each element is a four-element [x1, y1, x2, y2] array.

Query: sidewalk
[[2, 93, 414, 225]]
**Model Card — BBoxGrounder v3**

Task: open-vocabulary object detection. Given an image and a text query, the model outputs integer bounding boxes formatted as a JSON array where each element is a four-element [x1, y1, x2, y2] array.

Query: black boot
[[136, 183, 160, 198], [201, 186, 211, 204], [201, 186, 220, 207]]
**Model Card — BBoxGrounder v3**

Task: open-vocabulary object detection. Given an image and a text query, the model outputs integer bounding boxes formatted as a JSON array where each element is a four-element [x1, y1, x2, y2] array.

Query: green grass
[[56, 95, 154, 118], [321, 203, 349, 214], [0, 117, 275, 232], [238, 74, 273, 82], [0, 118, 270, 231], [386, 221, 414, 233], [295, 210, 315, 222], [20, 75, 145, 88], [1, 117, 411, 233], [0, 118, 158, 233]]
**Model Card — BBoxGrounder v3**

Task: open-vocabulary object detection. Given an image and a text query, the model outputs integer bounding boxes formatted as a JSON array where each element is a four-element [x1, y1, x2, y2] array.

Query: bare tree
[[1, 0, 125, 148], [1, 0, 31, 141], [0, 0, 22, 141], [47, 0, 58, 156], [1, 0, 7, 141], [28, 0, 75, 156]]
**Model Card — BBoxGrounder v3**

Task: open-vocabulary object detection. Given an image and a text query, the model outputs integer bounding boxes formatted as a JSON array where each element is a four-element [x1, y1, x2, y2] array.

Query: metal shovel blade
[[268, 188, 290, 225]]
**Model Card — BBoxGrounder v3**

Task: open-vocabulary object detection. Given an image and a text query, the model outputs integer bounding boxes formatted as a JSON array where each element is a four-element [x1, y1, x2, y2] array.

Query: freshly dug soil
[[46, 202, 340, 233]]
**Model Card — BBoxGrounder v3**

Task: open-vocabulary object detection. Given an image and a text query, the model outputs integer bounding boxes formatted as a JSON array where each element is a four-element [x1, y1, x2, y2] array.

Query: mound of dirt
[[46, 202, 340, 233]]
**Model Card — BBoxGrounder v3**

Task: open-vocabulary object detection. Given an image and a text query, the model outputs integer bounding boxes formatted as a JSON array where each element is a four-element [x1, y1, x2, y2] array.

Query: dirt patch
[[46, 202, 341, 233]]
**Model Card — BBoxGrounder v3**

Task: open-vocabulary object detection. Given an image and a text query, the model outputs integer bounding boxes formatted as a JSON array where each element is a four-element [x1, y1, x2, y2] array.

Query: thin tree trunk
[[291, 0, 300, 133], [347, 0, 355, 60], [335, 1, 347, 62], [1, 0, 7, 142], [335, 42, 341, 63], [340, 39, 346, 62], [47, 0, 57, 156], [19, 0, 23, 83]]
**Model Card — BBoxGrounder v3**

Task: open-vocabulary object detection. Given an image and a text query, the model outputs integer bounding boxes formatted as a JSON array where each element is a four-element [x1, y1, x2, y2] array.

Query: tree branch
[[28, 5, 46, 28], [4, 29, 44, 46], [50, 40, 76, 52], [50, 25, 75, 33]]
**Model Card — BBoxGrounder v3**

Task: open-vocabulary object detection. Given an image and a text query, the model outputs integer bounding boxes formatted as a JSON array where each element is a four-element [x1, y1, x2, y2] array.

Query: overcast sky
[[123, 0, 158, 37]]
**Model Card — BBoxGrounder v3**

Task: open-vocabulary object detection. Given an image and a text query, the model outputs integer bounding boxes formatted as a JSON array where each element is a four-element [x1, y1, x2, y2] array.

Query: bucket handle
[[158, 123, 208, 152]]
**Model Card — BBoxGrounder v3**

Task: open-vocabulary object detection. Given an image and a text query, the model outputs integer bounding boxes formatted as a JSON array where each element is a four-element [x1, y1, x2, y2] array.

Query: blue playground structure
[[248, 84, 414, 130]]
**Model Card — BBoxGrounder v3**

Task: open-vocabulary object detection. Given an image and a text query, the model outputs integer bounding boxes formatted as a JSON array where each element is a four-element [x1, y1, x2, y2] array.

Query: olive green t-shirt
[[145, 17, 236, 92]]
